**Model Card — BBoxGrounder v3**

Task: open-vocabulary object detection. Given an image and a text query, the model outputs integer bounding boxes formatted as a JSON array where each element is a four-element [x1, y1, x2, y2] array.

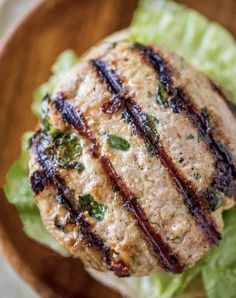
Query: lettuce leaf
[[4, 49, 79, 252], [32, 49, 78, 116], [130, 0, 236, 104], [201, 208, 236, 298], [138, 264, 201, 298]]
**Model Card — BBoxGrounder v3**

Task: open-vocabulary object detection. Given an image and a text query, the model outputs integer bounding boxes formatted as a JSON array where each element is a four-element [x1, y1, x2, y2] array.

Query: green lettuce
[[201, 208, 236, 298], [130, 0, 236, 104], [129, 0, 236, 297], [138, 264, 201, 298], [32, 49, 78, 116], [4, 49, 79, 252]]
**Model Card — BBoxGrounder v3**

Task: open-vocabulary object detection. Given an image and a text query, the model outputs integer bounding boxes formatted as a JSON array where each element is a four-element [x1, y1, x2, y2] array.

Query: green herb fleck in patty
[[55, 133, 82, 165], [203, 187, 224, 212], [76, 194, 107, 221], [45, 131, 84, 172], [186, 134, 194, 140], [156, 83, 169, 107], [106, 134, 130, 151], [193, 172, 201, 180]]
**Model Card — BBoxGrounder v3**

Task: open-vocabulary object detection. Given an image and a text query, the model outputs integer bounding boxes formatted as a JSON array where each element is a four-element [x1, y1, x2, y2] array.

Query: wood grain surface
[[0, 0, 235, 297]]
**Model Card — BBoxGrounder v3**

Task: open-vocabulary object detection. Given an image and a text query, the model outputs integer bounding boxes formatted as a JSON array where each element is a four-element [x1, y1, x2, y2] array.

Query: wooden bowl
[[0, 0, 235, 297]]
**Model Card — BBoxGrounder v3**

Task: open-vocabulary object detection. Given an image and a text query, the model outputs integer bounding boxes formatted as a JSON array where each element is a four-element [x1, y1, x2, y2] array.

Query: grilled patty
[[29, 36, 236, 277]]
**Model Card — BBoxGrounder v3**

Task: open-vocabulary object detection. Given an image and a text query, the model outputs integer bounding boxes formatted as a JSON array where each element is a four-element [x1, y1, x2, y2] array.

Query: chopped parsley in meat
[[76, 194, 107, 221], [203, 187, 224, 212], [44, 131, 84, 172], [54, 133, 82, 165], [106, 134, 130, 151], [143, 114, 160, 156], [156, 83, 169, 107], [193, 172, 201, 180], [186, 133, 194, 140]]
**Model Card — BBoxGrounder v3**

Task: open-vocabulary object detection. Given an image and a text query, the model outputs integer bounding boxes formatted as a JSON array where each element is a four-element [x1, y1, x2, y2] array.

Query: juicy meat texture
[[29, 38, 236, 277]]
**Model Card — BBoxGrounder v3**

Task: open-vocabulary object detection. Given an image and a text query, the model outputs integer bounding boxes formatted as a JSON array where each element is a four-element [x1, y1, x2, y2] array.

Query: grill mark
[[30, 170, 52, 195], [54, 92, 99, 158], [101, 156, 183, 274], [178, 89, 236, 197], [92, 59, 124, 114], [53, 94, 183, 274], [126, 99, 221, 244], [209, 79, 236, 118], [135, 43, 236, 199], [91, 57, 221, 246], [92, 60, 124, 94], [30, 131, 129, 278]]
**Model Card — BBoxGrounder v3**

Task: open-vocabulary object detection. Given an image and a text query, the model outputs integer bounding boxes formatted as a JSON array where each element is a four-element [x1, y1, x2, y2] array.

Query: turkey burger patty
[[29, 38, 236, 277]]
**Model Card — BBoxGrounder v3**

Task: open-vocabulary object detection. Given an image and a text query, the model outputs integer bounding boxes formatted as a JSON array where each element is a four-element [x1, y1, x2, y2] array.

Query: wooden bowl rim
[[0, 0, 52, 57]]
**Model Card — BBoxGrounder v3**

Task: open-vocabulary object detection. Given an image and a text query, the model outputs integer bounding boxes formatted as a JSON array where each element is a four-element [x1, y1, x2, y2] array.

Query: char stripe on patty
[[91, 58, 221, 246], [134, 43, 236, 199], [54, 92, 100, 158], [30, 130, 129, 278], [53, 94, 183, 274], [30, 170, 52, 195]]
